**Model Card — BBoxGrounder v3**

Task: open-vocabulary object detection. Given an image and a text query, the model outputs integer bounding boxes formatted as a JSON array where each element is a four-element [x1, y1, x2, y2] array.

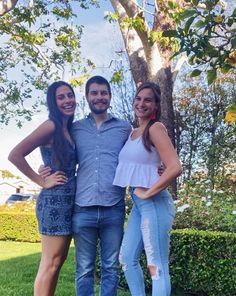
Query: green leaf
[[149, 31, 162, 45], [205, 0, 215, 10], [205, 45, 218, 58], [231, 37, 236, 49], [220, 63, 235, 74], [188, 55, 195, 65], [162, 30, 179, 38], [233, 8, 236, 17], [228, 17, 234, 27], [190, 69, 202, 77], [195, 20, 206, 28], [227, 104, 236, 112], [192, 0, 200, 6], [110, 70, 123, 83], [104, 11, 119, 23], [69, 74, 90, 87], [180, 9, 197, 20], [133, 16, 145, 31], [167, 1, 178, 9], [184, 16, 195, 34], [207, 68, 217, 84]]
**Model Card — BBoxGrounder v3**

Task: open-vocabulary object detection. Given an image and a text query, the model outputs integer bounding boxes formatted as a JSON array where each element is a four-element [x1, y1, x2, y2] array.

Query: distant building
[[0, 177, 41, 204]]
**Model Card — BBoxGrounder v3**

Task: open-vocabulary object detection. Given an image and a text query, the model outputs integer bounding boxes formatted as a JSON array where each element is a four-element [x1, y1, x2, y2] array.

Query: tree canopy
[[0, 0, 235, 126], [163, 0, 236, 122], [164, 0, 235, 81], [0, 0, 96, 126]]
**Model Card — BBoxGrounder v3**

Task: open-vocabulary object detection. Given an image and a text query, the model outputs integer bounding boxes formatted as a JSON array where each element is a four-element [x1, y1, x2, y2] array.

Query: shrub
[[173, 182, 236, 232], [0, 201, 35, 214], [170, 229, 236, 296], [0, 202, 40, 242], [1, 203, 235, 295], [125, 183, 236, 233], [118, 229, 236, 296]]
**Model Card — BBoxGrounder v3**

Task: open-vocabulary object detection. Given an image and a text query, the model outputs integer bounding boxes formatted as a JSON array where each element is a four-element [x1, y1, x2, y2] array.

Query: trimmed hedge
[[0, 212, 40, 242], [170, 229, 236, 296], [0, 212, 235, 295], [117, 229, 236, 296]]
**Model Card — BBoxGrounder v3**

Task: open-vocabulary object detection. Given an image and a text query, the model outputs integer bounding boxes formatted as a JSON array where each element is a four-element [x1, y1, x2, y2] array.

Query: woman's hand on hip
[[134, 187, 149, 199], [42, 171, 68, 188]]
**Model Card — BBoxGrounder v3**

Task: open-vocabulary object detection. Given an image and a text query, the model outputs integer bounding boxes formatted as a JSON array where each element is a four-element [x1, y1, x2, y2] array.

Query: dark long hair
[[134, 82, 161, 151], [46, 81, 75, 169]]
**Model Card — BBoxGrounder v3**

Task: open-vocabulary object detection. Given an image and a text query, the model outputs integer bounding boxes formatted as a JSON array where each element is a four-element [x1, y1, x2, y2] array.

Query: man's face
[[86, 83, 111, 114]]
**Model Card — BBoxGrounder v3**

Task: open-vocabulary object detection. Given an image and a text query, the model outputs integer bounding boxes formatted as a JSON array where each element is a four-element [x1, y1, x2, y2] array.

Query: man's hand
[[158, 163, 165, 176]]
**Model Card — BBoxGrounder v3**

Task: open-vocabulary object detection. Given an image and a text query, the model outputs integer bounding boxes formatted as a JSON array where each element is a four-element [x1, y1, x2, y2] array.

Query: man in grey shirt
[[71, 76, 131, 296]]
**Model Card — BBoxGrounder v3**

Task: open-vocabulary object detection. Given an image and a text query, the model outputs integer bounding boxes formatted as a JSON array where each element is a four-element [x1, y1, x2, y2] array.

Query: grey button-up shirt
[[72, 114, 132, 206]]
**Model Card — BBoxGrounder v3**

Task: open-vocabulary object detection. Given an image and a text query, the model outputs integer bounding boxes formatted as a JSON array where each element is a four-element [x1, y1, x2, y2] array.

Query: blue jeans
[[119, 189, 175, 296], [72, 199, 125, 296]]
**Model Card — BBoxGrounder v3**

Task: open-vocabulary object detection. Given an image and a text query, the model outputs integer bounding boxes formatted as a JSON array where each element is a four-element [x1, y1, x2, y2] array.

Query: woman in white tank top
[[113, 82, 182, 296]]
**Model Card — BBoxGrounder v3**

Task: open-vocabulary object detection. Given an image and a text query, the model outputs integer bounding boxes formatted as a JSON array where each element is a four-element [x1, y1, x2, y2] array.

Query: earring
[[151, 110, 157, 120]]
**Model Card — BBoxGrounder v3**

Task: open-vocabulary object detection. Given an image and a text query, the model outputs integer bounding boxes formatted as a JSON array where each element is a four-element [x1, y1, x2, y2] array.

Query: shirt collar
[[87, 112, 117, 122]]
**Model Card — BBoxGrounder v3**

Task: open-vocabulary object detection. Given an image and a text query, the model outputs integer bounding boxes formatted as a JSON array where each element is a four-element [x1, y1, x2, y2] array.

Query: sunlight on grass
[[0, 241, 41, 260], [0, 241, 131, 296], [0, 241, 186, 296]]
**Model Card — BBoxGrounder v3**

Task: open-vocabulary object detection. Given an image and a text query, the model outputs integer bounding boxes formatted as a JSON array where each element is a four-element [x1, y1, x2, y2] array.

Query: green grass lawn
[[0, 241, 130, 296], [0, 241, 187, 296]]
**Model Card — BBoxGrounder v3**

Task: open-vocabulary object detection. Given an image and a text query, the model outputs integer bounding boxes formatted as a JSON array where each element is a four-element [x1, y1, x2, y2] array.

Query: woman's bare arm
[[8, 120, 67, 188], [135, 122, 182, 198]]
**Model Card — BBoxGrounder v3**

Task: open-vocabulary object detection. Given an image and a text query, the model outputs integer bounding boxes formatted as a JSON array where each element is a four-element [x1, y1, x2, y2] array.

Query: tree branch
[[110, 0, 163, 82]]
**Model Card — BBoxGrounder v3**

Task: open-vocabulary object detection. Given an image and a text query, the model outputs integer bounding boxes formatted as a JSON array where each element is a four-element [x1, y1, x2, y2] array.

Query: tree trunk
[[0, 0, 18, 16], [110, 0, 185, 146], [156, 67, 175, 146], [110, 0, 186, 195]]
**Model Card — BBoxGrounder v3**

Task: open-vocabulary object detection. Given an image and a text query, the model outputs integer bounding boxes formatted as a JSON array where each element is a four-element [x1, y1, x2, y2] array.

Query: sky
[[0, 1, 124, 178]]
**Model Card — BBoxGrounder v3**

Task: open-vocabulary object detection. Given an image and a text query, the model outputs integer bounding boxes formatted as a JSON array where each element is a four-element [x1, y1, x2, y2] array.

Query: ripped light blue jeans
[[119, 188, 176, 296]]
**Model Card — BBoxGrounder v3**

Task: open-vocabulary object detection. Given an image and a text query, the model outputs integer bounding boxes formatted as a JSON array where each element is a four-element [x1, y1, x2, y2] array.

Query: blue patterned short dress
[[36, 142, 77, 235]]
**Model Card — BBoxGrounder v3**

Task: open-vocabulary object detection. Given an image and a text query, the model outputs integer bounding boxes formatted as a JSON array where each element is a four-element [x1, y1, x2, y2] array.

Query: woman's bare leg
[[34, 235, 71, 296]]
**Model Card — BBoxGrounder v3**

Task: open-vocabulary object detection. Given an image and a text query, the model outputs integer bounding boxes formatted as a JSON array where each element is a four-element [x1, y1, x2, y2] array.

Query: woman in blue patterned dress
[[8, 81, 77, 296]]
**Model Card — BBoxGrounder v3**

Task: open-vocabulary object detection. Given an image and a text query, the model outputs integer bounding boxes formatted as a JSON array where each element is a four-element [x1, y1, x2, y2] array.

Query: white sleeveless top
[[113, 133, 162, 188]]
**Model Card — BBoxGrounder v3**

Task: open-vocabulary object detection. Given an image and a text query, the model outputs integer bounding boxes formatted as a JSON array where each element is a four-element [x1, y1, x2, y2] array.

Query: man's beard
[[88, 101, 110, 114]]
